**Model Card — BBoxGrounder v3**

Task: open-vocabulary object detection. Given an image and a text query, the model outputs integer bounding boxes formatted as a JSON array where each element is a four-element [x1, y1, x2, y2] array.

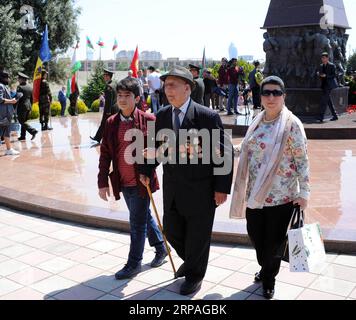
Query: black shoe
[[90, 136, 100, 143], [330, 116, 338, 121], [180, 280, 202, 295], [47, 126, 53, 131], [263, 288, 275, 299], [31, 131, 38, 141], [254, 272, 262, 282], [18, 137, 26, 141], [150, 251, 168, 268], [226, 112, 234, 116], [315, 118, 324, 123], [114, 264, 142, 280], [234, 111, 243, 115], [175, 263, 186, 278]]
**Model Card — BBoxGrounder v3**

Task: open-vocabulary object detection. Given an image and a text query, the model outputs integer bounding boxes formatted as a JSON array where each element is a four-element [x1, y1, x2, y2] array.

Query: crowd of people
[[127, 58, 264, 117]]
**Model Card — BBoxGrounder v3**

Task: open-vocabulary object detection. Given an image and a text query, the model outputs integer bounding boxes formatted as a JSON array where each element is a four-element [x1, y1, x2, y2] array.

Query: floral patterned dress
[[246, 117, 310, 207]]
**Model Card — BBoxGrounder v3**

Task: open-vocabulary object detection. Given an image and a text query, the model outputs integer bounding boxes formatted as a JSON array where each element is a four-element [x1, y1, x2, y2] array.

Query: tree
[[211, 60, 254, 83], [0, 4, 28, 79], [81, 61, 107, 109], [5, 0, 81, 81], [347, 52, 356, 73], [48, 58, 71, 84]]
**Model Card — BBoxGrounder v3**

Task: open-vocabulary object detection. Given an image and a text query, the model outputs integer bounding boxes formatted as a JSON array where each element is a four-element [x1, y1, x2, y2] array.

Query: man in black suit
[[139, 66, 233, 295], [90, 68, 118, 143], [248, 61, 262, 110], [17, 72, 37, 141], [317, 52, 339, 122], [189, 64, 205, 105]]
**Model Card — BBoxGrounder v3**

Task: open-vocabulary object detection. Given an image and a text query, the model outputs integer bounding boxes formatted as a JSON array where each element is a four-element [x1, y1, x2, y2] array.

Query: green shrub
[[91, 99, 100, 112], [77, 99, 89, 114], [29, 103, 39, 119], [81, 61, 106, 108], [50, 101, 61, 116]]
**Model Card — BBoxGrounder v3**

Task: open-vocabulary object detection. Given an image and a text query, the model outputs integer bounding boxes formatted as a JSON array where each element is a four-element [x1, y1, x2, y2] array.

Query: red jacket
[[98, 108, 159, 200], [218, 65, 229, 86]]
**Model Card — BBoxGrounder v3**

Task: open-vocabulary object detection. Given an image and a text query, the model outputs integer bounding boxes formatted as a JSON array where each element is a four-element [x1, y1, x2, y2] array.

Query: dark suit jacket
[[248, 68, 258, 88], [139, 100, 233, 216], [105, 80, 119, 115], [191, 78, 205, 105], [17, 84, 33, 113], [318, 62, 338, 90]]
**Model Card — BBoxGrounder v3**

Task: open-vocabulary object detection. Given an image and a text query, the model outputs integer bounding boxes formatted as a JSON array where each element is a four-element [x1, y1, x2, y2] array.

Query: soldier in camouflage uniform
[[39, 70, 53, 131], [90, 68, 118, 143]]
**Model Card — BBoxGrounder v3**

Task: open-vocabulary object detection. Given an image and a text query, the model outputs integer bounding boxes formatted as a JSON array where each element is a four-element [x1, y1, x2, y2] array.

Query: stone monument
[[262, 0, 350, 117]]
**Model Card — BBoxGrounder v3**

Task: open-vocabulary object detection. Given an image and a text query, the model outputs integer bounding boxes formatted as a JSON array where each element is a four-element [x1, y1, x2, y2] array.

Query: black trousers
[[320, 88, 337, 120], [92, 113, 110, 142], [163, 200, 216, 282], [252, 87, 261, 109], [39, 103, 50, 125], [18, 110, 36, 138], [246, 202, 294, 289]]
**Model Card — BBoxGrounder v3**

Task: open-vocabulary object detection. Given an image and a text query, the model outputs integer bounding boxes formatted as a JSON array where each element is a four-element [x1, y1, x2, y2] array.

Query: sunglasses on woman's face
[[261, 89, 284, 97]]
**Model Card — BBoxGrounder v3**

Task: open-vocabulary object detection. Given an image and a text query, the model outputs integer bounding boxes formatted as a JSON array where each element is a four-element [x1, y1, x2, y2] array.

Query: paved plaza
[[1, 206, 356, 300], [0, 113, 356, 300]]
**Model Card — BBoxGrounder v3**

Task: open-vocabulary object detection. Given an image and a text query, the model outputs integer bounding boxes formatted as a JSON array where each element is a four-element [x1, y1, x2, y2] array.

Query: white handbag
[[288, 222, 326, 273]]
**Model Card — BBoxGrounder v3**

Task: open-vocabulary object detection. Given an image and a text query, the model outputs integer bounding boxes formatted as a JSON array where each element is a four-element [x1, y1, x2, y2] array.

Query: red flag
[[71, 74, 76, 93], [130, 46, 139, 78]]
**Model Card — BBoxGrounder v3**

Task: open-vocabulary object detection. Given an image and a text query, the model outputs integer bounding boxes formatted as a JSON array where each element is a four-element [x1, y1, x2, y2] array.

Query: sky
[[74, 0, 356, 61]]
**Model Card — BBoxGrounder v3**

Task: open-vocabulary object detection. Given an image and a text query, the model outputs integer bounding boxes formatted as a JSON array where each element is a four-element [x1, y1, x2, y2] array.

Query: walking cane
[[146, 184, 177, 278]]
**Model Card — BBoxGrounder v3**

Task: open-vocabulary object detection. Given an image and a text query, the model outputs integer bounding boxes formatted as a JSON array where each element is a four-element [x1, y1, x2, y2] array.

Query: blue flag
[[39, 25, 52, 62]]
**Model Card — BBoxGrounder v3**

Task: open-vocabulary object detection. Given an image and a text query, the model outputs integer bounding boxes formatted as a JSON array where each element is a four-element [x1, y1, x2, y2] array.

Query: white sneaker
[[4, 148, 20, 156]]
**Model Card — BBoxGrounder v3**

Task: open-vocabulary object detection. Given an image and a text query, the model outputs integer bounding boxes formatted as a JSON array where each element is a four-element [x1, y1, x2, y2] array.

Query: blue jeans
[[59, 100, 66, 116], [150, 92, 160, 114], [122, 186, 165, 267], [227, 84, 239, 113]]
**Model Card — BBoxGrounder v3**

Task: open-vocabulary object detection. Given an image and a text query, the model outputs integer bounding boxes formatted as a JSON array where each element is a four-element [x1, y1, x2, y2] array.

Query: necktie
[[173, 108, 181, 136]]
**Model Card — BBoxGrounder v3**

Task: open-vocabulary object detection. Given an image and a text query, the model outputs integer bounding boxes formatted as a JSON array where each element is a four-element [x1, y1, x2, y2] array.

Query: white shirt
[[171, 98, 190, 127], [148, 72, 162, 94]]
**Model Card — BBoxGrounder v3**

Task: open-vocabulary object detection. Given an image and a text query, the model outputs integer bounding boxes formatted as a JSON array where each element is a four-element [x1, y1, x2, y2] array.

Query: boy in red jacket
[[98, 78, 167, 279]]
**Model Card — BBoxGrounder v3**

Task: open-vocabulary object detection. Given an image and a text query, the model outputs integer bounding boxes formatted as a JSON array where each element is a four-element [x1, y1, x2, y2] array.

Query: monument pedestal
[[263, 0, 350, 119], [286, 87, 349, 117]]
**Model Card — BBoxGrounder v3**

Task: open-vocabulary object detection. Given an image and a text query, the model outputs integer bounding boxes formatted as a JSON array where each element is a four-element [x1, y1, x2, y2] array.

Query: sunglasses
[[261, 89, 284, 97]]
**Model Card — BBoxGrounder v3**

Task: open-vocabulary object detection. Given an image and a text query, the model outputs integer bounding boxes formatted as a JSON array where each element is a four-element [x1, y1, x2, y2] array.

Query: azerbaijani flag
[[71, 43, 82, 74], [86, 36, 94, 50], [66, 45, 82, 98], [130, 46, 139, 78], [32, 25, 52, 103], [112, 39, 118, 51], [97, 37, 104, 47]]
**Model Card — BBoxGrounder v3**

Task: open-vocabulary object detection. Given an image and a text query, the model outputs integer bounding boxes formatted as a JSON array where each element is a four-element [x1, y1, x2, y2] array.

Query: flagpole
[[86, 43, 88, 83], [47, 59, 53, 129]]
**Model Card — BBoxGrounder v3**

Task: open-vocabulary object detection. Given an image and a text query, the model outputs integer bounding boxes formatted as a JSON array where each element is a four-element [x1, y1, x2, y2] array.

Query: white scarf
[[229, 106, 293, 219]]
